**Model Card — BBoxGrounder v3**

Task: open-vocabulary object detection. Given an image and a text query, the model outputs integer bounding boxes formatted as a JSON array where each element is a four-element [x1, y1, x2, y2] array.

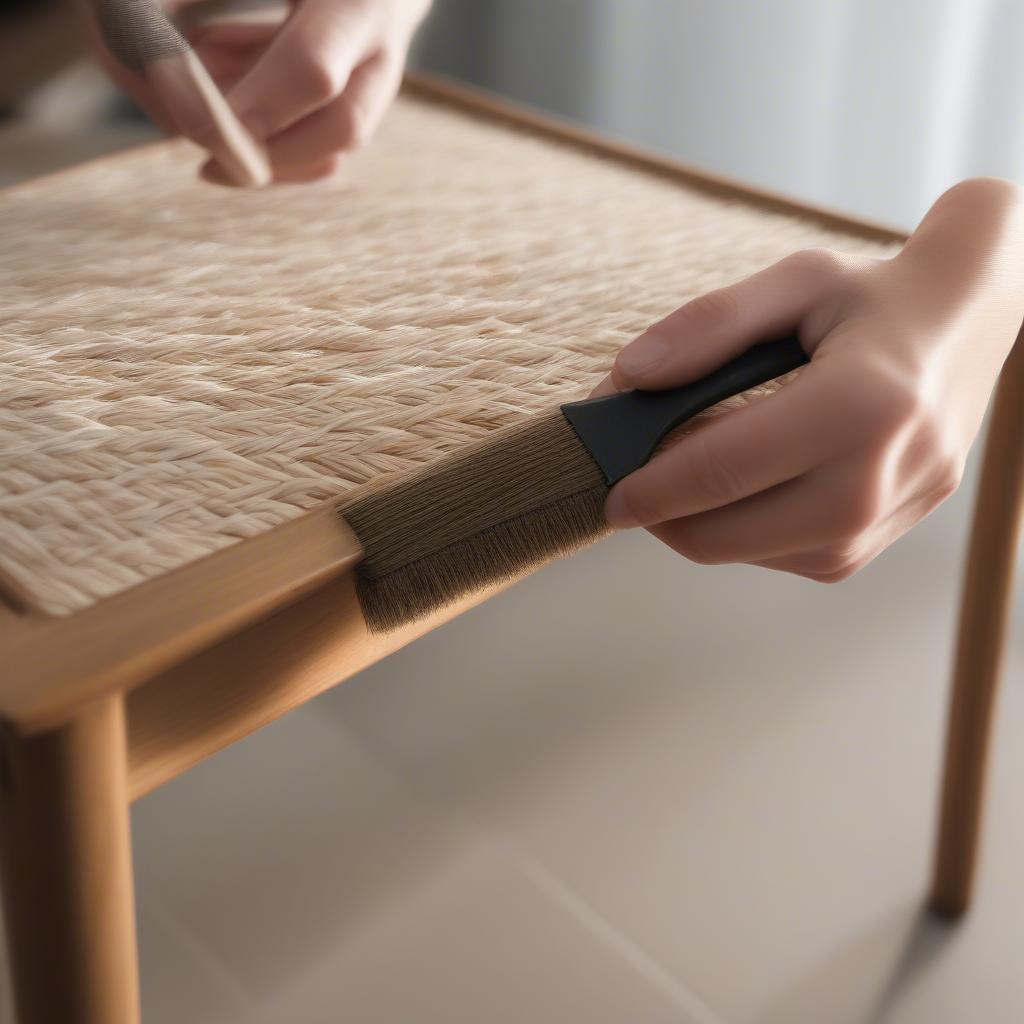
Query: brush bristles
[[340, 410, 611, 632], [97, 0, 189, 72]]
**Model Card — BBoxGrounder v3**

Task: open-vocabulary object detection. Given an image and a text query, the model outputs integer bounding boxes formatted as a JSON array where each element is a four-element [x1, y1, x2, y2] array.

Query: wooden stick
[[0, 697, 140, 1023], [929, 331, 1024, 918]]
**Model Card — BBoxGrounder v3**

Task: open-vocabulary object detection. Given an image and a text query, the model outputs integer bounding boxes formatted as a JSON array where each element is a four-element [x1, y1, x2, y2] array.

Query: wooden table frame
[[1, 74, 1020, 1023]]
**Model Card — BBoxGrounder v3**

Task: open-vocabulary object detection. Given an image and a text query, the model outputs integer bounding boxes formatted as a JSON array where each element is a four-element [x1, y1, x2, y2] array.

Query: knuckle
[[784, 247, 848, 283], [795, 546, 869, 583], [910, 400, 947, 452], [299, 55, 345, 103], [339, 101, 373, 150], [891, 384, 926, 432], [816, 544, 863, 579], [827, 528, 868, 561], [916, 422, 965, 504], [831, 484, 880, 541], [932, 450, 964, 502], [895, 399, 965, 502], [850, 367, 921, 441], [782, 248, 879, 311], [679, 287, 743, 331], [687, 435, 744, 508]]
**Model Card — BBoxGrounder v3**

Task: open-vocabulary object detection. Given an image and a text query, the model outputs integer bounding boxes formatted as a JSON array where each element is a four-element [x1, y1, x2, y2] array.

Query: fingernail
[[604, 486, 639, 529], [615, 331, 669, 379]]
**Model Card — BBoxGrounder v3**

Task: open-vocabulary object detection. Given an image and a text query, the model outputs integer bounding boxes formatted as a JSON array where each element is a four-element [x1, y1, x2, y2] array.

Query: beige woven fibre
[[1, 94, 898, 616]]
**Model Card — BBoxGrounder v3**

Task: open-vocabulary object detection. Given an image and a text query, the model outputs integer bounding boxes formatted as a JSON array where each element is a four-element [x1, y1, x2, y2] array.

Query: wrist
[[893, 178, 1024, 361]]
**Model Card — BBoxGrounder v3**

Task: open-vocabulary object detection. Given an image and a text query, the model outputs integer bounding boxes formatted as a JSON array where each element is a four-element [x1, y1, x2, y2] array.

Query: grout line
[[491, 841, 725, 1024], [336, 709, 726, 1020], [139, 888, 257, 1012]]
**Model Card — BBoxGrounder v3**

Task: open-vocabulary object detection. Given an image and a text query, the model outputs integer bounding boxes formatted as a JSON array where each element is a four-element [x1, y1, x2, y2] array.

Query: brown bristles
[[339, 410, 611, 632], [96, 0, 189, 72]]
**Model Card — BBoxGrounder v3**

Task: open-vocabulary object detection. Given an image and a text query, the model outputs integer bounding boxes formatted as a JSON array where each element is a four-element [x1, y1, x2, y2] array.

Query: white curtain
[[414, 0, 1024, 229]]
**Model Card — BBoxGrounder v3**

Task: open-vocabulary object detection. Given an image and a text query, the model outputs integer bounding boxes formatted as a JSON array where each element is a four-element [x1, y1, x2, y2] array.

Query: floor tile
[[131, 708, 472, 1004], [255, 839, 714, 1024], [314, 459, 1024, 1023]]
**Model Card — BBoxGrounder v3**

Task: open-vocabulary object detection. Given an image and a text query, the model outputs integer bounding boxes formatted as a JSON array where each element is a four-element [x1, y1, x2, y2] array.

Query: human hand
[[82, 0, 430, 183], [601, 178, 1024, 581]]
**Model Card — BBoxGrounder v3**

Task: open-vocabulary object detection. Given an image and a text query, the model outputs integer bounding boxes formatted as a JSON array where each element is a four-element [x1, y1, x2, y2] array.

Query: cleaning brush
[[340, 335, 808, 632]]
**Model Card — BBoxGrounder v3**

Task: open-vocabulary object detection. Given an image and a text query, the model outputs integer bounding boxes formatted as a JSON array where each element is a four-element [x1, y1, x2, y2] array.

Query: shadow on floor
[[757, 905, 957, 1024]]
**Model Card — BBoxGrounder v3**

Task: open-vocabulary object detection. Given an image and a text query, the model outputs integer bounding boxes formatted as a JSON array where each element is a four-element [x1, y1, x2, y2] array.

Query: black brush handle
[[560, 335, 808, 485]]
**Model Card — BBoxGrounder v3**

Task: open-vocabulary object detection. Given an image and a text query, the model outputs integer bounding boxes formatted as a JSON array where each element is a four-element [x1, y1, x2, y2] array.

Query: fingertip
[[604, 483, 641, 530], [199, 159, 241, 187], [613, 329, 670, 386], [199, 158, 224, 183], [588, 373, 619, 399]]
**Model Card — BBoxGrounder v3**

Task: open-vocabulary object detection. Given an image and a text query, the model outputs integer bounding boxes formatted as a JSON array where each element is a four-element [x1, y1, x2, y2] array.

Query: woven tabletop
[[1, 92, 897, 616]]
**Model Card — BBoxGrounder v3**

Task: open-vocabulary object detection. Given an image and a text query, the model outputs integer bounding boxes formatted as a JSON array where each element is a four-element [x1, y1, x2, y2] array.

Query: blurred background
[[7, 0, 1024, 227], [416, 0, 1024, 228], [3, 2, 1024, 1023]]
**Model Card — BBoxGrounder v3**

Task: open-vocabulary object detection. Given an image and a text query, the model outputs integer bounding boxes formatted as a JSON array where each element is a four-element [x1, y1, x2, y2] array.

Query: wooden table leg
[[929, 337, 1024, 919], [0, 695, 140, 1023]]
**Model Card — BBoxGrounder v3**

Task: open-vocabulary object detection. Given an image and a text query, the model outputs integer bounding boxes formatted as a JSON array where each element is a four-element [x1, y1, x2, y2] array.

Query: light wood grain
[[0, 697, 139, 1023], [0, 507, 362, 732], [929, 332, 1024, 918], [126, 571, 509, 801]]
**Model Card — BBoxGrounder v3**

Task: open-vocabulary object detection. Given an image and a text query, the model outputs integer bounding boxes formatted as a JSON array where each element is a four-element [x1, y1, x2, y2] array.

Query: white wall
[[414, 0, 1024, 229]]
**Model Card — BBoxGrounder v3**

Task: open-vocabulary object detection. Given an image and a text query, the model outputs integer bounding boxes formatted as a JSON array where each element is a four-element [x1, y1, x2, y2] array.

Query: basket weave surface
[[1, 95, 897, 615]]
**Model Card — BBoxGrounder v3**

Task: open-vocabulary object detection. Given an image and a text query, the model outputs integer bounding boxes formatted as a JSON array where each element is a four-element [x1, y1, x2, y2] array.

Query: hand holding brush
[[341, 336, 809, 631], [600, 179, 1024, 582], [342, 178, 1024, 630]]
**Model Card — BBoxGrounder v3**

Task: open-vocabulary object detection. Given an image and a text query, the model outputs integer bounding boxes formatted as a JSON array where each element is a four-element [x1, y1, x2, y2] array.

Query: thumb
[[612, 249, 856, 392]]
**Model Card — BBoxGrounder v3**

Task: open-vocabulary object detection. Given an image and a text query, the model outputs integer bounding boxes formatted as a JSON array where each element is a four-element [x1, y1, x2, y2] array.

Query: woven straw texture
[[1, 95, 898, 616]]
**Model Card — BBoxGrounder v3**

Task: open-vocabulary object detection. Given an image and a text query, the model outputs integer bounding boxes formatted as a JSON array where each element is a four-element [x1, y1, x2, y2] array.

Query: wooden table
[[1, 75, 1020, 1023]]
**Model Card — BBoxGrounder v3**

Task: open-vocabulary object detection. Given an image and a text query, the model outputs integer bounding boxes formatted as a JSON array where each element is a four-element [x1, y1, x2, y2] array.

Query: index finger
[[603, 361, 854, 529]]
